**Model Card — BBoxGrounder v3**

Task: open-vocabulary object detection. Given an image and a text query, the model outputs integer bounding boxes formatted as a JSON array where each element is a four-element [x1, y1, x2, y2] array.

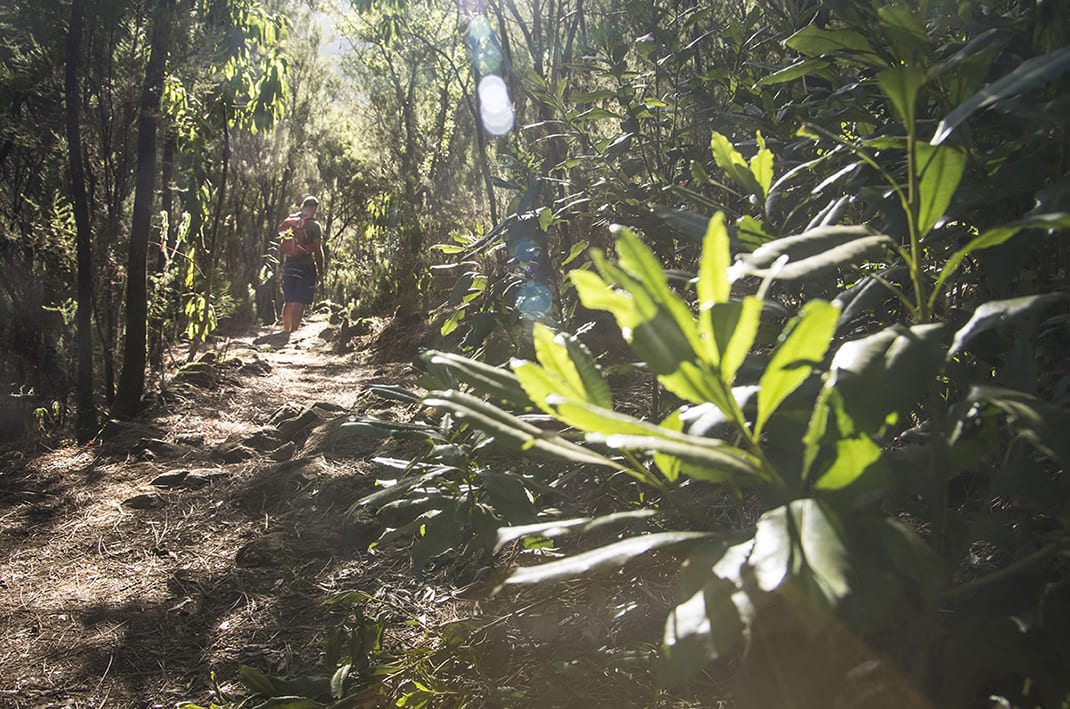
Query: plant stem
[[942, 538, 1067, 601]]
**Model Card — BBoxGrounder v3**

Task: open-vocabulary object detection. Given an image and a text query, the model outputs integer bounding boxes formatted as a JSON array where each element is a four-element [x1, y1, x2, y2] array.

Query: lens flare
[[516, 281, 553, 320], [478, 75, 514, 135]]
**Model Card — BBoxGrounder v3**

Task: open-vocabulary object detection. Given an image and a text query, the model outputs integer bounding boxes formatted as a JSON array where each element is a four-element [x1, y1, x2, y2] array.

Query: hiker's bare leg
[[283, 302, 295, 332], [291, 303, 305, 330]]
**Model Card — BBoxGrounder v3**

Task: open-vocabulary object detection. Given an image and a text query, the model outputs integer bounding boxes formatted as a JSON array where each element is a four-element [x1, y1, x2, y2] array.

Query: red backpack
[[278, 212, 313, 258]]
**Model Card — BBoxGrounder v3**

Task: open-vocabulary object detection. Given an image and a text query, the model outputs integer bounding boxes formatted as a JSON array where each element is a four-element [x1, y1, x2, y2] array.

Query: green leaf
[[711, 133, 763, 195], [932, 47, 1070, 145], [785, 25, 880, 64], [731, 226, 893, 281], [423, 351, 533, 407], [877, 66, 926, 131], [749, 132, 774, 198], [935, 212, 1070, 293], [756, 300, 840, 435], [916, 143, 966, 236], [531, 323, 612, 408], [749, 499, 850, 607], [828, 324, 945, 433], [706, 297, 763, 385], [423, 390, 626, 470], [660, 577, 742, 686], [494, 510, 656, 553], [588, 429, 766, 483], [755, 58, 832, 86], [813, 433, 884, 492], [697, 212, 731, 306], [967, 386, 1070, 471], [506, 532, 713, 585], [561, 239, 588, 266], [949, 294, 1067, 356]]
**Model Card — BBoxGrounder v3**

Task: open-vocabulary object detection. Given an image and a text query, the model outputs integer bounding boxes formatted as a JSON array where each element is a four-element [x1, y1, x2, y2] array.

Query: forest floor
[[0, 312, 706, 709]]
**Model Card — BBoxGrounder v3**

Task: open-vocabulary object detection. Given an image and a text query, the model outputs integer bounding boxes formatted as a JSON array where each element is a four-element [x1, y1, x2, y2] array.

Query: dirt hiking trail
[[0, 314, 431, 708]]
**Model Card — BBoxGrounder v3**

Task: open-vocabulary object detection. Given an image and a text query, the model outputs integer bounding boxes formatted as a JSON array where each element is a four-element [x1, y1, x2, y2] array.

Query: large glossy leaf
[[730, 226, 893, 281], [711, 132, 763, 196], [967, 386, 1070, 471], [916, 143, 966, 236], [932, 46, 1070, 145], [423, 390, 625, 470], [706, 297, 763, 385], [785, 25, 881, 64], [949, 294, 1067, 356], [697, 212, 731, 306], [756, 300, 840, 436], [828, 324, 945, 433], [756, 58, 832, 86], [934, 212, 1070, 294], [423, 351, 533, 407], [588, 428, 766, 482], [505, 531, 712, 585], [494, 510, 656, 553], [660, 576, 742, 686], [877, 66, 926, 131], [749, 499, 850, 607]]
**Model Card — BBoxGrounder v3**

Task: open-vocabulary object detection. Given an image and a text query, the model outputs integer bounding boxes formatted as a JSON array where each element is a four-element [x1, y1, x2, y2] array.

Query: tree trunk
[[187, 114, 230, 362], [66, 0, 96, 442], [113, 0, 173, 419]]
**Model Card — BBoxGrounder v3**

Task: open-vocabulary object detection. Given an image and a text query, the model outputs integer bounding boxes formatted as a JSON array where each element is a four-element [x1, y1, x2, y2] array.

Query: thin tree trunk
[[188, 114, 230, 362], [113, 0, 173, 418], [66, 0, 96, 441]]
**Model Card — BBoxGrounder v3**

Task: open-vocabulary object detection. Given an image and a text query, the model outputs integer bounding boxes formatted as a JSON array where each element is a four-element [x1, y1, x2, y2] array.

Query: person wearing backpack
[[279, 195, 325, 332]]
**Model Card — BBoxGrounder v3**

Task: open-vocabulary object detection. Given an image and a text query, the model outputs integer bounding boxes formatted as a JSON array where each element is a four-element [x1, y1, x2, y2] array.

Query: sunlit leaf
[[877, 66, 925, 131], [916, 143, 966, 236], [731, 226, 893, 281], [506, 532, 712, 585], [756, 300, 840, 435], [494, 510, 656, 553], [755, 58, 832, 86]]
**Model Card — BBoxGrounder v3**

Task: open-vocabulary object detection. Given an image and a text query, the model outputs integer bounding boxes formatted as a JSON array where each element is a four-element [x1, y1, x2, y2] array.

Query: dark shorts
[[282, 261, 317, 305]]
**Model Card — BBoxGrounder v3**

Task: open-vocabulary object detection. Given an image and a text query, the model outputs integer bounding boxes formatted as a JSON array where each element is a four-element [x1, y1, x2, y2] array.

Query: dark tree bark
[[65, 0, 96, 442], [113, 0, 174, 419]]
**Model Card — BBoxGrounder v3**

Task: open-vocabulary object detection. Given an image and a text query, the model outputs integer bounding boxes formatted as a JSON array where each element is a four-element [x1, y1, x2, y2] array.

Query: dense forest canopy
[[2, 0, 1070, 705]]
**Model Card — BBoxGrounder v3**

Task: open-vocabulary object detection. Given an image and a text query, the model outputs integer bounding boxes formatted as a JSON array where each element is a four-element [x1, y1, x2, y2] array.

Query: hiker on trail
[[279, 195, 325, 332]]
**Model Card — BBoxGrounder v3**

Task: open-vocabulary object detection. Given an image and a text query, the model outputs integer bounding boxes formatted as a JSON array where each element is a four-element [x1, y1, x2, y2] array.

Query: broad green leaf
[[750, 132, 774, 198], [755, 58, 832, 86], [756, 300, 840, 435], [494, 510, 656, 553], [813, 433, 883, 492], [530, 324, 588, 401], [660, 577, 742, 686], [932, 47, 1070, 145], [697, 212, 731, 306], [949, 294, 1067, 356], [479, 471, 535, 523], [589, 430, 766, 482], [711, 132, 763, 195], [828, 324, 945, 433], [749, 499, 850, 606], [731, 226, 893, 281], [935, 213, 1070, 293], [709, 297, 763, 385], [424, 390, 625, 470], [561, 239, 588, 266], [877, 66, 925, 131], [571, 269, 633, 317], [440, 308, 464, 337], [916, 143, 966, 236], [506, 531, 713, 585], [967, 386, 1070, 471], [614, 228, 703, 351], [423, 351, 532, 407], [785, 25, 880, 64]]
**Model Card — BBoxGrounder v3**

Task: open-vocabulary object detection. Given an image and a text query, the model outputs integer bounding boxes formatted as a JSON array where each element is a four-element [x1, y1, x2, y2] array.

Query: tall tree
[[113, 0, 175, 418], [65, 0, 95, 440]]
